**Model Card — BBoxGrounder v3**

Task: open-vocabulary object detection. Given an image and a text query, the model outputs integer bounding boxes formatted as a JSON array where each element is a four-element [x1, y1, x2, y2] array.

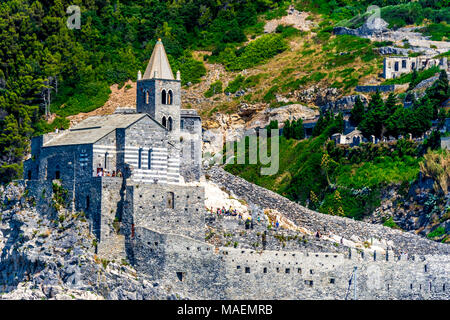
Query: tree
[[293, 119, 305, 140], [350, 96, 365, 126], [283, 120, 292, 139], [359, 91, 390, 139]]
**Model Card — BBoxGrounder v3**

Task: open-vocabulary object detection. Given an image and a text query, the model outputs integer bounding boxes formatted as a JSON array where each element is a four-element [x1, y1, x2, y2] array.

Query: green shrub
[[214, 34, 288, 71], [427, 227, 446, 239], [204, 81, 223, 98], [383, 217, 401, 229]]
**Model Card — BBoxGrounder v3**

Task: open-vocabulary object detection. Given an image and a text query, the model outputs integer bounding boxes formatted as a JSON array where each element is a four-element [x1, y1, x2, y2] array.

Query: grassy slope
[[225, 134, 421, 220]]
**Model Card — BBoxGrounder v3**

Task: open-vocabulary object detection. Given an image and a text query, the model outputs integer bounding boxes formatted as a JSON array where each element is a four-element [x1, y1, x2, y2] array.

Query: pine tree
[[350, 96, 365, 126]]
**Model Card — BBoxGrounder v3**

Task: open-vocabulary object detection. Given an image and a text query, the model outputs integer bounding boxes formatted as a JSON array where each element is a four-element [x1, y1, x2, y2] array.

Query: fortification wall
[[133, 228, 450, 300], [207, 167, 450, 256], [124, 182, 205, 241]]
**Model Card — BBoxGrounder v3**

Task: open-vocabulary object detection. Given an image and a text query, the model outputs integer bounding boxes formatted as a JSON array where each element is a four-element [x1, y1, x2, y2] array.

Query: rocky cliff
[[0, 182, 180, 300]]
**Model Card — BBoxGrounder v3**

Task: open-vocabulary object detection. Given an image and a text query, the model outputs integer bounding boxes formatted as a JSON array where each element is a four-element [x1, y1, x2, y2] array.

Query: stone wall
[[206, 167, 450, 256], [123, 182, 206, 242], [133, 228, 450, 300], [355, 85, 397, 93]]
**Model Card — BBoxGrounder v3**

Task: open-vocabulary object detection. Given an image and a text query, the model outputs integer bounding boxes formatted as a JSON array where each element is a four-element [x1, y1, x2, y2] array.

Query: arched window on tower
[[161, 89, 167, 104], [168, 90, 173, 105], [168, 117, 173, 131], [162, 116, 167, 128], [145, 90, 150, 104]]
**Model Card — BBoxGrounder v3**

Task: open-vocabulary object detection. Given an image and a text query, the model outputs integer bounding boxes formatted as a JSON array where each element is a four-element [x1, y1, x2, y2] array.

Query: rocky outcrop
[[334, 18, 389, 38], [294, 86, 341, 106], [366, 180, 450, 242], [321, 95, 368, 114], [264, 5, 315, 33], [0, 182, 181, 300], [377, 46, 410, 56]]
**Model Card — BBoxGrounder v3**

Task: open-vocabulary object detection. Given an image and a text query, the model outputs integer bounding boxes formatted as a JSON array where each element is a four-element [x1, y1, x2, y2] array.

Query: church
[[23, 40, 206, 258]]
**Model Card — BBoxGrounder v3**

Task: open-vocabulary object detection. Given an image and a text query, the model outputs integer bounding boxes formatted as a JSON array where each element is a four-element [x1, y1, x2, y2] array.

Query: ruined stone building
[[383, 55, 448, 79]]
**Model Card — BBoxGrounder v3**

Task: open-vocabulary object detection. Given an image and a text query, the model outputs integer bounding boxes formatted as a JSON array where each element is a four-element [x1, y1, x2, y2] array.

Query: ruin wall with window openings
[[132, 228, 450, 300]]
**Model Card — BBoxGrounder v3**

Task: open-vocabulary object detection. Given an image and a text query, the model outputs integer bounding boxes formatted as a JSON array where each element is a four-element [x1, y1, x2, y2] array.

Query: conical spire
[[142, 39, 174, 80]]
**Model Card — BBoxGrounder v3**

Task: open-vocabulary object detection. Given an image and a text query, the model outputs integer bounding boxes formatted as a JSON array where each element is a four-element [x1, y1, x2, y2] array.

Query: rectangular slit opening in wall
[[245, 267, 250, 274], [330, 278, 335, 284], [263, 267, 267, 274], [236, 266, 241, 270], [285, 268, 290, 274]]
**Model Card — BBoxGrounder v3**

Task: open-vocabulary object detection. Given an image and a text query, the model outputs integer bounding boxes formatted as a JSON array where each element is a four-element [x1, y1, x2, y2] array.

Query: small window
[[27, 170, 32, 180], [148, 149, 152, 169], [162, 116, 167, 128], [55, 170, 60, 180], [330, 278, 335, 284], [310, 269, 314, 274], [263, 267, 267, 274], [245, 267, 250, 273], [104, 152, 109, 170], [176, 272, 183, 281], [167, 192, 174, 209], [146, 91, 150, 104], [138, 148, 143, 169], [402, 60, 407, 68], [86, 196, 90, 210], [297, 268, 302, 274], [285, 268, 290, 274], [236, 266, 241, 269], [180, 119, 184, 130]]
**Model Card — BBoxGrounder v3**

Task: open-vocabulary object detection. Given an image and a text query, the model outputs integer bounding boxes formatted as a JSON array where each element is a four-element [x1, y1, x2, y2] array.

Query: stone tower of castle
[[136, 39, 181, 136]]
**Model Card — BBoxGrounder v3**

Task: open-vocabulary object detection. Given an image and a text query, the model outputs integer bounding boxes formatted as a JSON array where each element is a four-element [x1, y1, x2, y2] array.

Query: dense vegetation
[[225, 71, 450, 222], [225, 129, 423, 220], [0, 0, 286, 182]]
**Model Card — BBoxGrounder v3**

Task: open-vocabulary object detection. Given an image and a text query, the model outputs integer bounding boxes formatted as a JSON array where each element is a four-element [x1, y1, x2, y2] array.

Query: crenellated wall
[[133, 228, 450, 300]]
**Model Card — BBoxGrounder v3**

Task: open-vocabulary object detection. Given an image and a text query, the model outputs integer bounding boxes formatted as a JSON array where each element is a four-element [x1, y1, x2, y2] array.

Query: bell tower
[[136, 39, 181, 134]]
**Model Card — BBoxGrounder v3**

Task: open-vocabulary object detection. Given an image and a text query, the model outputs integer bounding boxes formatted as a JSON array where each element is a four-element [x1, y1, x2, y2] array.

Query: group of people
[[96, 167, 123, 177], [208, 206, 239, 217]]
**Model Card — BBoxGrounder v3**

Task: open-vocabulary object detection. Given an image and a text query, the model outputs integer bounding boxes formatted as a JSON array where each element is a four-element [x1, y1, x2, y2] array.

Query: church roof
[[43, 113, 164, 147], [142, 39, 175, 80]]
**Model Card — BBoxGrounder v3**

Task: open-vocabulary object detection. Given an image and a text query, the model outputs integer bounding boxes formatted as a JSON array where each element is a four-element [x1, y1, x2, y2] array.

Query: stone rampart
[[133, 227, 450, 299], [206, 167, 450, 256]]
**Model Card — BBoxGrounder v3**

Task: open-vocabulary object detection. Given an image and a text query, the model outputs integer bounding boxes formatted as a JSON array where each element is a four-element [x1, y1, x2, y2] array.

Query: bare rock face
[[0, 182, 181, 300], [248, 104, 318, 129], [294, 86, 341, 106], [264, 5, 315, 33], [321, 95, 368, 114]]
